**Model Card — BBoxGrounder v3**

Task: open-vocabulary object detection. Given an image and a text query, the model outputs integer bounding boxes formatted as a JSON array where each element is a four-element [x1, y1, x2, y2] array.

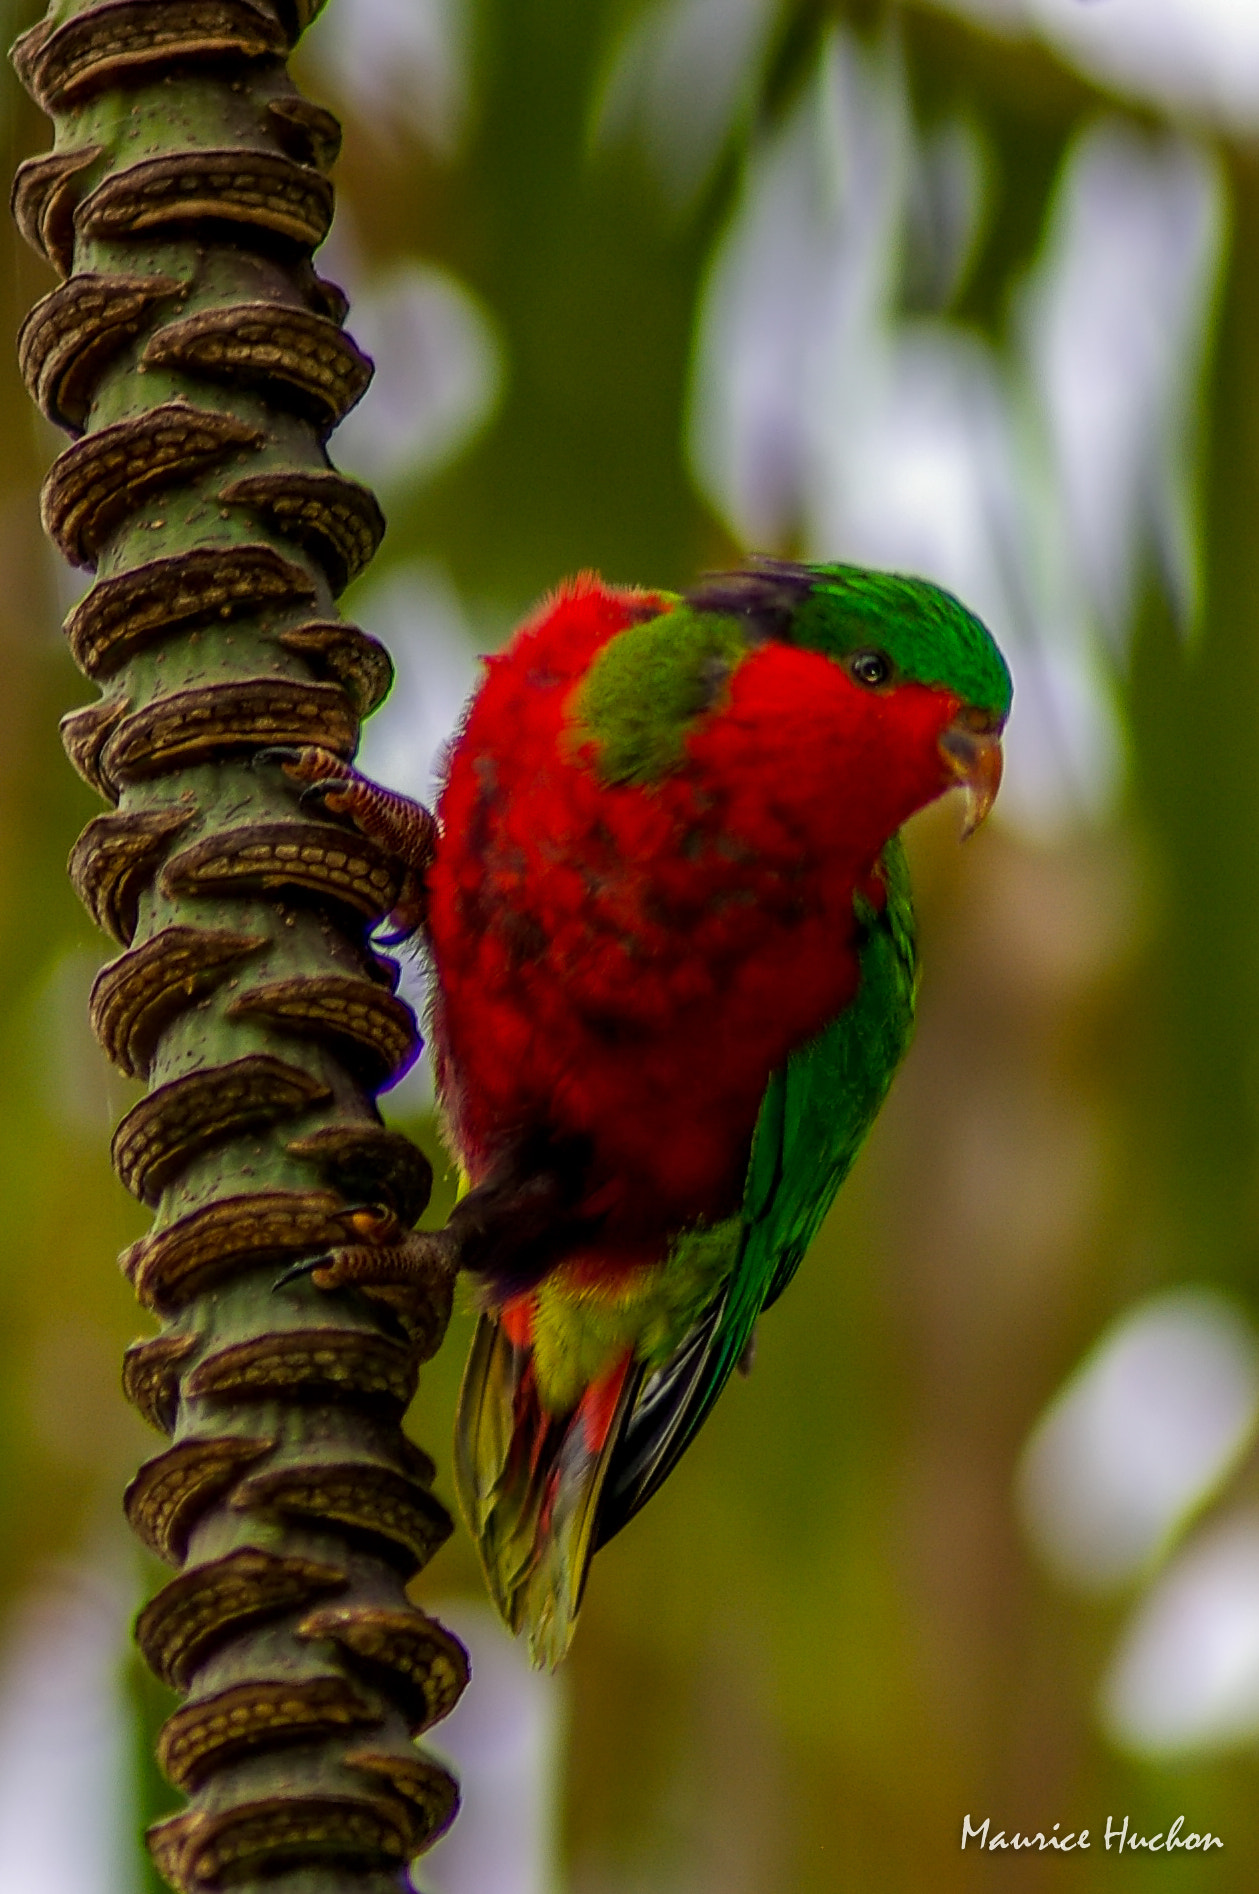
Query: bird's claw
[[272, 1213, 457, 1358], [252, 744, 305, 772], [297, 778, 350, 817], [253, 743, 353, 789], [273, 1252, 332, 1293], [272, 1204, 405, 1295]]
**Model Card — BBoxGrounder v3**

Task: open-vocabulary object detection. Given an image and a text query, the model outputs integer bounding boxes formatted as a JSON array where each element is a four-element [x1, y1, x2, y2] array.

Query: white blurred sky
[[593, 0, 781, 210], [687, 26, 1225, 835], [353, 563, 483, 1118], [302, 0, 472, 152], [932, 0, 1259, 130], [305, 0, 1244, 840], [0, 1568, 139, 1894], [302, 0, 1259, 143], [322, 246, 504, 496], [1103, 1516, 1259, 1756], [419, 1604, 565, 1894], [1018, 1290, 1259, 1593]]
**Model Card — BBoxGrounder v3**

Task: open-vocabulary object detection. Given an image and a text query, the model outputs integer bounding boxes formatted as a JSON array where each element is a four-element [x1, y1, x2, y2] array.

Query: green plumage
[[789, 564, 1012, 710], [572, 601, 750, 784]]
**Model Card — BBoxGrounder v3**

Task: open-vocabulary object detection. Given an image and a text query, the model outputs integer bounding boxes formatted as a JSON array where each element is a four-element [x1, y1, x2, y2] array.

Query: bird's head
[[685, 558, 1012, 837]]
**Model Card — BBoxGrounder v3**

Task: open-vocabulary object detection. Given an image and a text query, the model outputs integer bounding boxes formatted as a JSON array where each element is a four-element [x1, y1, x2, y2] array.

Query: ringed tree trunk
[[10, 1, 468, 1888]]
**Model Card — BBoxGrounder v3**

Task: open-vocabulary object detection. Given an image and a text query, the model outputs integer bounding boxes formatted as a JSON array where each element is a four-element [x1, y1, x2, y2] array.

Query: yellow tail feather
[[453, 1313, 634, 1667]]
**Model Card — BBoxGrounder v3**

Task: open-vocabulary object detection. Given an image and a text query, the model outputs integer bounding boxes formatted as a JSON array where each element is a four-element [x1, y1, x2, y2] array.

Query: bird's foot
[[276, 1203, 456, 1359], [255, 746, 436, 939]]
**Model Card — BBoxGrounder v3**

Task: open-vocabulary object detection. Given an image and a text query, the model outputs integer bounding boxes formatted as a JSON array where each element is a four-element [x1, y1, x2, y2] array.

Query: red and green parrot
[[278, 558, 1011, 1666]]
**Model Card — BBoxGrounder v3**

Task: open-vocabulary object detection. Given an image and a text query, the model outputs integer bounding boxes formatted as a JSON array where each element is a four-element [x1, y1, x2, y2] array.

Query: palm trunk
[[10, 2, 465, 1888]]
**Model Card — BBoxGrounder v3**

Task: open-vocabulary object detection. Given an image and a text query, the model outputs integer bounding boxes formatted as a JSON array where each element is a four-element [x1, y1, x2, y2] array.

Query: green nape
[[793, 563, 1013, 718]]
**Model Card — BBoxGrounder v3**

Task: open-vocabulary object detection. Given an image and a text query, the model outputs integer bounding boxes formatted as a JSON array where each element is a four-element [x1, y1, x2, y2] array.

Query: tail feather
[[594, 1288, 730, 1548], [454, 1311, 638, 1667]]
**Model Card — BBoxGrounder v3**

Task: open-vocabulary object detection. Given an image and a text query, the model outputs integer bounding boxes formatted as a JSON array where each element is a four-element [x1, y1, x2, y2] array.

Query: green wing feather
[[596, 834, 918, 1544]]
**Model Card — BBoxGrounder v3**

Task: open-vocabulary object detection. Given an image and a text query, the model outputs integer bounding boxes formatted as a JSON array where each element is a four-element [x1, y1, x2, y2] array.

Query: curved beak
[[939, 713, 1004, 839]]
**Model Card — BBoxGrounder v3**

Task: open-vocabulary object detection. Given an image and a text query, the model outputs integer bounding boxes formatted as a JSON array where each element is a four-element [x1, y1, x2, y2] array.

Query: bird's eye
[[849, 650, 892, 689]]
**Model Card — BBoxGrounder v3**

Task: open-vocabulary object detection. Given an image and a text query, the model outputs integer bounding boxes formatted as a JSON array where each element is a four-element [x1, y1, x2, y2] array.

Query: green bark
[[10, 2, 465, 1888]]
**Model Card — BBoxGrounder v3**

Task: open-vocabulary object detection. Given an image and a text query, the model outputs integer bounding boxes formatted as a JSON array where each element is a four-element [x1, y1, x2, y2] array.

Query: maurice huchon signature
[[962, 1815, 1223, 1854]]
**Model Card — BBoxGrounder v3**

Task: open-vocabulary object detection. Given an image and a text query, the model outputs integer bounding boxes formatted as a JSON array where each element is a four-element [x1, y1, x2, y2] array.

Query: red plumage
[[425, 573, 960, 1255], [273, 561, 1006, 1663]]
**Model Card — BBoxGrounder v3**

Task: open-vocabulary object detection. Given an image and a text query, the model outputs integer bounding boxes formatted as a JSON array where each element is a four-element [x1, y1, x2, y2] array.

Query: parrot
[[274, 557, 1012, 1667]]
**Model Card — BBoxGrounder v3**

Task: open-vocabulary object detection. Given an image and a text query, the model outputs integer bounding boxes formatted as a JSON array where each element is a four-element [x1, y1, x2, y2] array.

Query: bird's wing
[[595, 835, 918, 1545]]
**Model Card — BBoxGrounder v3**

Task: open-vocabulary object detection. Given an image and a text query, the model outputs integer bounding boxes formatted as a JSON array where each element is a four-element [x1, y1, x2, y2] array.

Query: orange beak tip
[[960, 783, 994, 841], [940, 722, 1004, 840]]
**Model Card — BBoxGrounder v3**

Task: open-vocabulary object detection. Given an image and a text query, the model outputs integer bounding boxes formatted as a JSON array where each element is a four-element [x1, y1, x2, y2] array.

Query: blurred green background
[[3, 0, 1259, 1888]]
